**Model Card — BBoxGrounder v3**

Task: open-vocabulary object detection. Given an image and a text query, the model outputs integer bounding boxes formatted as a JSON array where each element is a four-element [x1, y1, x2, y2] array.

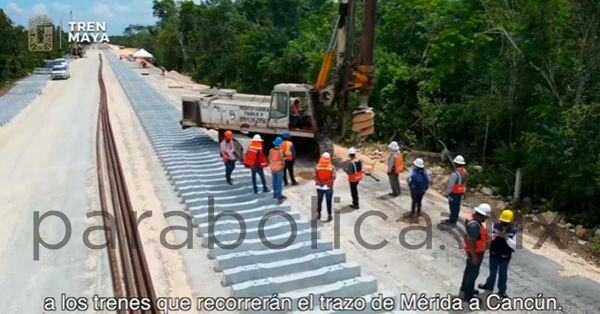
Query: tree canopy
[[114, 0, 598, 225]]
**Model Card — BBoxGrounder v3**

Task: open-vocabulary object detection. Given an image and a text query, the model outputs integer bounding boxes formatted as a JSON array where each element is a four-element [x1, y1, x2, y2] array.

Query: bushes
[[589, 236, 600, 258], [124, 0, 599, 226]]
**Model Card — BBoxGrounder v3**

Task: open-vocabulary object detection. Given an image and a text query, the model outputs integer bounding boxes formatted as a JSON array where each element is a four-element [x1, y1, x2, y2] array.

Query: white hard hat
[[252, 134, 263, 141], [413, 158, 425, 168], [453, 155, 465, 165], [348, 147, 357, 155], [388, 141, 399, 151], [322, 152, 331, 159], [474, 203, 492, 217]]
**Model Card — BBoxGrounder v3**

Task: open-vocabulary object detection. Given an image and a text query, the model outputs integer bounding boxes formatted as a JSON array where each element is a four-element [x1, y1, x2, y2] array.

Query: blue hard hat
[[282, 131, 291, 139], [273, 136, 283, 147]]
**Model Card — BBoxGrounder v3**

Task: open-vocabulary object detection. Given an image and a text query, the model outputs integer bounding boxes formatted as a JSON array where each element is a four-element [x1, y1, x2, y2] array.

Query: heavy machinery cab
[[270, 83, 318, 136]]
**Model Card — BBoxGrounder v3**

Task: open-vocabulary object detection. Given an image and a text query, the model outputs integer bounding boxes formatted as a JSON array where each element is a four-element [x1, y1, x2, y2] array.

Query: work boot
[[277, 196, 287, 205], [292, 181, 299, 186], [350, 204, 359, 209], [226, 180, 233, 185], [263, 188, 271, 193], [327, 215, 333, 222], [402, 212, 414, 218], [497, 292, 509, 298], [478, 284, 492, 291]]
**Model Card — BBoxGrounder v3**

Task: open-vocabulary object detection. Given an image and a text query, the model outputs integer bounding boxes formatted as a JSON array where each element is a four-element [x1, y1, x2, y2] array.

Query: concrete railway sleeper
[[104, 53, 407, 313], [96, 54, 159, 313]]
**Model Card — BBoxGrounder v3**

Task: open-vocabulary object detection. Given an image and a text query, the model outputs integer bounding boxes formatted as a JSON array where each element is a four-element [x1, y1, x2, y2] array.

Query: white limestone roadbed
[[0, 51, 111, 312]]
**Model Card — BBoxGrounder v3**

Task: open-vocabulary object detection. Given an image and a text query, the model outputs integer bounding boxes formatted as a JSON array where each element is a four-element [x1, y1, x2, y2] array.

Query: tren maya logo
[[68, 21, 110, 43], [28, 16, 53, 52]]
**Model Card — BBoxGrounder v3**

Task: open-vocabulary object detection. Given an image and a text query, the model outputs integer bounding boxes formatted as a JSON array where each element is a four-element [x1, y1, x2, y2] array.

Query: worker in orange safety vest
[[219, 130, 237, 185], [460, 203, 491, 302], [441, 155, 469, 226], [386, 141, 405, 196], [244, 134, 270, 194], [314, 153, 336, 222], [344, 147, 365, 209], [281, 131, 298, 186], [269, 136, 286, 202]]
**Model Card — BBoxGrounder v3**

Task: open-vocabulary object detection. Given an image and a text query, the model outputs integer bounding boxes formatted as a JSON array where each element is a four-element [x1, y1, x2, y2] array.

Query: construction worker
[[386, 141, 404, 196], [479, 209, 517, 298], [243, 134, 270, 194], [314, 152, 336, 222], [269, 137, 286, 202], [406, 158, 430, 217], [442, 155, 468, 225], [281, 131, 298, 186], [219, 130, 237, 185], [344, 147, 364, 209], [460, 203, 491, 302], [290, 99, 302, 128]]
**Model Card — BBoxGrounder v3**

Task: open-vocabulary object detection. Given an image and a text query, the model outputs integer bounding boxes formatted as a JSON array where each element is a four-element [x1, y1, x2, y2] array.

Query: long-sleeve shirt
[[446, 168, 468, 194], [220, 140, 236, 161]]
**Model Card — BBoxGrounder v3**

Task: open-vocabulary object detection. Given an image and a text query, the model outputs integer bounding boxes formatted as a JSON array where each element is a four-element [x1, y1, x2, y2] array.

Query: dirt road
[[0, 53, 111, 312]]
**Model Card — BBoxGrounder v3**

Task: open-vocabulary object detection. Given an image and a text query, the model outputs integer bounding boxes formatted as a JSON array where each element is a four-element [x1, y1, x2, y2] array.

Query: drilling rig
[[180, 0, 377, 156]]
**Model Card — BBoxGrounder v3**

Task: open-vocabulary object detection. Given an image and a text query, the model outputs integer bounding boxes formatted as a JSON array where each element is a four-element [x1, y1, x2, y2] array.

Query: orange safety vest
[[348, 160, 364, 183], [281, 140, 294, 160], [451, 167, 468, 194], [389, 153, 405, 174], [244, 141, 267, 168], [464, 215, 488, 253], [269, 148, 285, 172], [316, 162, 335, 187]]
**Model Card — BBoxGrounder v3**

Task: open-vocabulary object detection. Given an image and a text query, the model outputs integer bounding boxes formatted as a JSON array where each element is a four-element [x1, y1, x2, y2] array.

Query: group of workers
[[220, 130, 298, 202], [382, 141, 518, 301], [220, 131, 517, 301]]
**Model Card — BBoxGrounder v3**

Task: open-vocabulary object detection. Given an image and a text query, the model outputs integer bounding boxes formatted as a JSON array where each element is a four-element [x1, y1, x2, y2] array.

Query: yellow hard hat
[[499, 209, 514, 223]]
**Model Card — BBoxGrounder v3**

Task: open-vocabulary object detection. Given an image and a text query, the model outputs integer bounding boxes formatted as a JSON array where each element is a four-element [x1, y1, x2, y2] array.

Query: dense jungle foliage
[[101, 0, 600, 225]]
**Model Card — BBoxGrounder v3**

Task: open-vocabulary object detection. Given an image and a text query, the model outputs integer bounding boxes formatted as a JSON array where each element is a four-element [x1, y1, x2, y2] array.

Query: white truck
[[181, 83, 334, 155]]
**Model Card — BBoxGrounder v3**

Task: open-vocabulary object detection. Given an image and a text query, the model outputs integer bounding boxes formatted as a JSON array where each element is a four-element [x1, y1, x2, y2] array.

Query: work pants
[[410, 190, 425, 215], [448, 193, 463, 223], [283, 160, 297, 185], [484, 255, 511, 294], [251, 168, 268, 193], [460, 252, 484, 301], [350, 182, 359, 207], [388, 172, 401, 195], [272, 171, 284, 199], [317, 189, 333, 216], [224, 160, 235, 182]]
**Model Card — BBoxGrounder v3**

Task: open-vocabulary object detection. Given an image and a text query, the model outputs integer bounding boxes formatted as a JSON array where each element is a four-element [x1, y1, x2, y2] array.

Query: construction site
[[1, 0, 600, 313]]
